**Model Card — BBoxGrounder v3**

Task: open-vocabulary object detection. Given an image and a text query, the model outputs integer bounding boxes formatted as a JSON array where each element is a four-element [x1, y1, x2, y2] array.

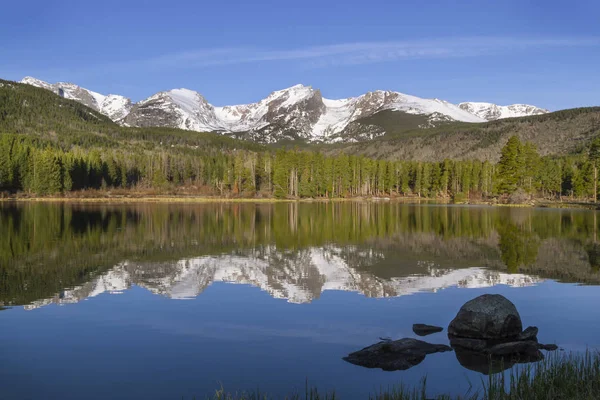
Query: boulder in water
[[448, 294, 523, 340], [448, 294, 559, 375], [343, 338, 452, 371]]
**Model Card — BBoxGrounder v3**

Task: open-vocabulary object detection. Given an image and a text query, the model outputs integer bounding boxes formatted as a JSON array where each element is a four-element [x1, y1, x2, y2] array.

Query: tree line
[[1, 133, 600, 200]]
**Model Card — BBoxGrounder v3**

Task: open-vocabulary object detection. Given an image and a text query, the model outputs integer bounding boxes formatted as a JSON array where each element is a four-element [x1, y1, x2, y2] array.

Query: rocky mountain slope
[[21, 77, 132, 121], [459, 102, 548, 121], [334, 107, 600, 162], [20, 77, 548, 143]]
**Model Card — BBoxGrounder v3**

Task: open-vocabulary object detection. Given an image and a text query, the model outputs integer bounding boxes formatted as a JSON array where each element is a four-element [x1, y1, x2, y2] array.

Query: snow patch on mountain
[[312, 91, 485, 141], [98, 95, 131, 120], [127, 85, 487, 143], [268, 84, 315, 108], [19, 76, 550, 142], [20, 77, 132, 121], [458, 102, 549, 121]]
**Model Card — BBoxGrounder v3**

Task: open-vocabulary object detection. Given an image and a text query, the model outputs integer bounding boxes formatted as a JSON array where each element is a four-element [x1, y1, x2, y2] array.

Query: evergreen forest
[[1, 78, 600, 201]]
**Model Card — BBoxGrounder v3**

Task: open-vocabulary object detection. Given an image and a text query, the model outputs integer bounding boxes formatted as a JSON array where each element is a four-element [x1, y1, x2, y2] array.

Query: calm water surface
[[1, 202, 600, 399]]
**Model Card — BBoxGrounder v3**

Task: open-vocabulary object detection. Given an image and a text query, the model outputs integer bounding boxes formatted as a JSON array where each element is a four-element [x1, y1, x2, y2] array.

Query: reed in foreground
[[205, 351, 600, 400], [481, 351, 600, 400]]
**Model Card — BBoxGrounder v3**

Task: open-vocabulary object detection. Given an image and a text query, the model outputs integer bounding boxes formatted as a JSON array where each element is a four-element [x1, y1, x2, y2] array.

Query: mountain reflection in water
[[1, 202, 599, 309]]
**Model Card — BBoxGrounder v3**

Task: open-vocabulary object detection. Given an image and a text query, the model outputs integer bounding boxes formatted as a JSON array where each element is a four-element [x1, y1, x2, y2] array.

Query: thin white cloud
[[133, 36, 600, 69], [10, 35, 599, 86]]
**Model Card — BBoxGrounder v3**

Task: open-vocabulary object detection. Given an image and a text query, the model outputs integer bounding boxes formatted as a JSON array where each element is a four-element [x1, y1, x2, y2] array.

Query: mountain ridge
[[21, 76, 133, 121], [459, 101, 549, 121], [20, 77, 548, 143]]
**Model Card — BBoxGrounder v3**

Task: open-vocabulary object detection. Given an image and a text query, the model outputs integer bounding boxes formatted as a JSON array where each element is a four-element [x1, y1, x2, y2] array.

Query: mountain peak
[[288, 83, 309, 89], [267, 84, 314, 99], [20, 76, 132, 121], [458, 102, 549, 121], [22, 76, 45, 84], [21, 76, 53, 90], [20, 75, 549, 143]]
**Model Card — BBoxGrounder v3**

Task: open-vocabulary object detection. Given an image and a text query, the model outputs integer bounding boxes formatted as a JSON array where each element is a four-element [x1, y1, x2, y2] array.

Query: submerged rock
[[448, 294, 523, 340], [343, 338, 452, 371], [413, 324, 444, 336], [447, 294, 559, 375]]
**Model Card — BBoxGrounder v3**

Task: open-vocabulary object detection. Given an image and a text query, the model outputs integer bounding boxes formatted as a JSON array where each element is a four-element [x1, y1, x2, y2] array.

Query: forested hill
[[1, 77, 600, 201], [0, 79, 263, 153], [2, 77, 600, 161], [328, 107, 600, 162]]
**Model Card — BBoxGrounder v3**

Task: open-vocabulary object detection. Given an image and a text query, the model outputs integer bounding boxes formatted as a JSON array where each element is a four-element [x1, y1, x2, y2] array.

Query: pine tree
[[497, 136, 524, 194], [62, 154, 74, 192], [430, 162, 442, 196], [522, 142, 541, 193], [0, 136, 13, 190], [273, 150, 289, 198], [589, 138, 600, 202], [421, 163, 432, 197], [440, 160, 451, 197], [481, 161, 493, 197], [414, 163, 423, 197]]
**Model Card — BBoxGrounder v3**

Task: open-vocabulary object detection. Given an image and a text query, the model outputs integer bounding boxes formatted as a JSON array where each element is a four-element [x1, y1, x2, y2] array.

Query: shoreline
[[0, 196, 438, 205], [0, 195, 598, 209]]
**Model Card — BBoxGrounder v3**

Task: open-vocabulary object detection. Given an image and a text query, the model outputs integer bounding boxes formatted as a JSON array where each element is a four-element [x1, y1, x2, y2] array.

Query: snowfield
[[21, 77, 549, 142]]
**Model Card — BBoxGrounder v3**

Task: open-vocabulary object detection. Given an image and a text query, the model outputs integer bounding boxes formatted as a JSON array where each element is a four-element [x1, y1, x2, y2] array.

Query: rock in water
[[447, 295, 558, 375], [448, 294, 523, 340], [413, 324, 444, 336], [343, 338, 452, 371], [517, 326, 539, 341]]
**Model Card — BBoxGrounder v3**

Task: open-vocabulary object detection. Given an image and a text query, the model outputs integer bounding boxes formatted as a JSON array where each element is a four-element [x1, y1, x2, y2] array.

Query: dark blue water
[[1, 202, 600, 399]]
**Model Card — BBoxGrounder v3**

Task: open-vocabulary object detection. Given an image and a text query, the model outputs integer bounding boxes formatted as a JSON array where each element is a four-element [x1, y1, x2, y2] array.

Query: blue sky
[[2, 0, 599, 110]]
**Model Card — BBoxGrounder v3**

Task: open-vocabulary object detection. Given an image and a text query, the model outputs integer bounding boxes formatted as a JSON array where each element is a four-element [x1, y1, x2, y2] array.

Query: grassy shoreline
[[208, 352, 600, 400], [1, 194, 598, 210], [0, 193, 441, 204]]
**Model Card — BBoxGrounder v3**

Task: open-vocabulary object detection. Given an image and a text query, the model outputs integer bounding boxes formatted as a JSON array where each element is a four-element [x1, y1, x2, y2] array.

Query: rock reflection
[[453, 347, 543, 375]]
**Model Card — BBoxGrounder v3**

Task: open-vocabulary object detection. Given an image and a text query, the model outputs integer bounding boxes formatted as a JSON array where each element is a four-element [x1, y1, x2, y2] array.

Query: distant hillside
[[329, 107, 600, 161], [3, 78, 600, 161], [0, 79, 263, 153]]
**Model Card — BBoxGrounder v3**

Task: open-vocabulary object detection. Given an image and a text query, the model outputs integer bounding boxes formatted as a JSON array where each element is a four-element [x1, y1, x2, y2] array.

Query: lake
[[1, 202, 600, 399]]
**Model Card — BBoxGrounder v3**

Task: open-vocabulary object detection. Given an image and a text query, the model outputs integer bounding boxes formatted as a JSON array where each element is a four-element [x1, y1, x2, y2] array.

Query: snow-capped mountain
[[20, 76, 548, 143], [458, 102, 549, 121], [21, 77, 132, 121], [23, 246, 541, 309], [123, 85, 485, 143]]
